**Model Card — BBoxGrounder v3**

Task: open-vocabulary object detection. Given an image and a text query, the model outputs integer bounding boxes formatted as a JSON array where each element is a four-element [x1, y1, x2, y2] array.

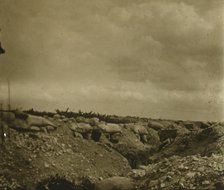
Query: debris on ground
[[0, 111, 223, 189]]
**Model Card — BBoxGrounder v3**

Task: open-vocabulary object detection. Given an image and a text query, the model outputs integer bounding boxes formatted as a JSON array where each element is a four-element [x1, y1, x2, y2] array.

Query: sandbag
[[1, 112, 16, 123], [148, 121, 164, 130], [12, 119, 30, 130], [98, 123, 121, 134], [126, 123, 148, 135], [70, 122, 92, 133], [27, 115, 55, 127]]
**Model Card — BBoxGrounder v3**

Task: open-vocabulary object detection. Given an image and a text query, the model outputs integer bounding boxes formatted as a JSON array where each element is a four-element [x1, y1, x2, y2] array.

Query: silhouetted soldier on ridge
[[0, 42, 5, 54]]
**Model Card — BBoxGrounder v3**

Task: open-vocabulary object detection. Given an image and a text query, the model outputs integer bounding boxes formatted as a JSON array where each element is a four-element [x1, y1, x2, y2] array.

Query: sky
[[0, 0, 223, 121]]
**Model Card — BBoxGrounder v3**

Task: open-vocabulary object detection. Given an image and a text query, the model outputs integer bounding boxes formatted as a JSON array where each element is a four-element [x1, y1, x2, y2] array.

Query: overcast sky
[[0, 0, 223, 121]]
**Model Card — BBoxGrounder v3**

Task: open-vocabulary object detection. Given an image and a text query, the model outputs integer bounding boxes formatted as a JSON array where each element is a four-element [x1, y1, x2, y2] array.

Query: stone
[[40, 127, 48, 133], [148, 180, 159, 187], [30, 126, 40, 132], [129, 169, 146, 179], [44, 163, 50, 168], [61, 115, 66, 119], [46, 125, 55, 131], [202, 180, 210, 185], [192, 155, 200, 161], [69, 118, 76, 122], [186, 172, 196, 178], [189, 184, 196, 189], [179, 182, 185, 188], [73, 132, 83, 139], [69, 123, 78, 131], [178, 164, 186, 170], [53, 114, 61, 119], [62, 118, 68, 123], [198, 166, 205, 172], [160, 183, 166, 188], [138, 165, 149, 170], [166, 175, 172, 181], [94, 176, 135, 190]]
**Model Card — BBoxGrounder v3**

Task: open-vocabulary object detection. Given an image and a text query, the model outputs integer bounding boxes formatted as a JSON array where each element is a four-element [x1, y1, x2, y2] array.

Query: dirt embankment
[[0, 111, 223, 190]]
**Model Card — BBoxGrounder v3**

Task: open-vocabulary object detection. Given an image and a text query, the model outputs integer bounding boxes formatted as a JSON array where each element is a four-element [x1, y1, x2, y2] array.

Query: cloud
[[106, 1, 223, 92], [80, 85, 145, 101], [109, 1, 213, 43], [0, 0, 223, 121]]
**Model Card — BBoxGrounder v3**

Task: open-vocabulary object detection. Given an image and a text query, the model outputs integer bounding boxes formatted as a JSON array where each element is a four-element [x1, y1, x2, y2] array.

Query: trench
[[91, 129, 101, 142], [35, 175, 94, 190]]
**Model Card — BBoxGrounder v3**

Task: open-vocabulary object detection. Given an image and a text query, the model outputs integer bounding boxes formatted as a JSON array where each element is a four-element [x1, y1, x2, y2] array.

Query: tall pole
[[7, 78, 11, 140], [0, 103, 4, 145], [7, 78, 11, 111], [0, 29, 7, 143]]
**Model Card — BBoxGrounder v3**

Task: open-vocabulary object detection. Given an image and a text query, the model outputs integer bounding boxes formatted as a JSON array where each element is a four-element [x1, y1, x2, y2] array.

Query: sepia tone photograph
[[0, 0, 223, 189]]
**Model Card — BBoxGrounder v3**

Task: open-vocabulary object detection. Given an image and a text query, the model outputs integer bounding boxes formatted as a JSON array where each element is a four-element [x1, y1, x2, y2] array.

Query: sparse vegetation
[[24, 108, 141, 124], [0, 109, 223, 189]]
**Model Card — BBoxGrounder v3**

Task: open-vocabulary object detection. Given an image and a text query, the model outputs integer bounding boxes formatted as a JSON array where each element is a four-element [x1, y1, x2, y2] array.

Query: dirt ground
[[0, 112, 223, 190]]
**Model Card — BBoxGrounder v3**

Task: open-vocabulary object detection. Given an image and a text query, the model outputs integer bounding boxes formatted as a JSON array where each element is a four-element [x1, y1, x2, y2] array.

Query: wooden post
[[7, 78, 11, 111], [0, 103, 4, 145], [7, 78, 11, 140]]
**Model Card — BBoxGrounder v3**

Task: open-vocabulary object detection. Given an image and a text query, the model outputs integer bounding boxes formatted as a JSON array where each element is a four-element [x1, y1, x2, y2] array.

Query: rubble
[[0, 111, 223, 189], [139, 154, 224, 189]]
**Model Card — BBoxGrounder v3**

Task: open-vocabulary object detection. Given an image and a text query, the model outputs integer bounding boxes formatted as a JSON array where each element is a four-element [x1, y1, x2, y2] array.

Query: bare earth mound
[[0, 111, 223, 189]]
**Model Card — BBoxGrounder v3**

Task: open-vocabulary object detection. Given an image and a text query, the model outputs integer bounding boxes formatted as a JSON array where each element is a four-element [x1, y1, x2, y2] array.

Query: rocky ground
[[0, 110, 223, 190]]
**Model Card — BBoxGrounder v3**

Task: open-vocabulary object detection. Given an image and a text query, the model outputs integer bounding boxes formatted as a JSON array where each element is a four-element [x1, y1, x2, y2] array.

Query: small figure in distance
[[0, 42, 5, 54]]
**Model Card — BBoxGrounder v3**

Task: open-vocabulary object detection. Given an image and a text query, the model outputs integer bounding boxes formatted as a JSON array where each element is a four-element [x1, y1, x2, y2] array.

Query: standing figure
[[0, 42, 5, 54]]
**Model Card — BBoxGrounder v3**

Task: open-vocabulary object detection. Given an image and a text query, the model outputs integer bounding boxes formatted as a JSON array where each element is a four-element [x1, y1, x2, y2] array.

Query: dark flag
[[0, 42, 5, 54]]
